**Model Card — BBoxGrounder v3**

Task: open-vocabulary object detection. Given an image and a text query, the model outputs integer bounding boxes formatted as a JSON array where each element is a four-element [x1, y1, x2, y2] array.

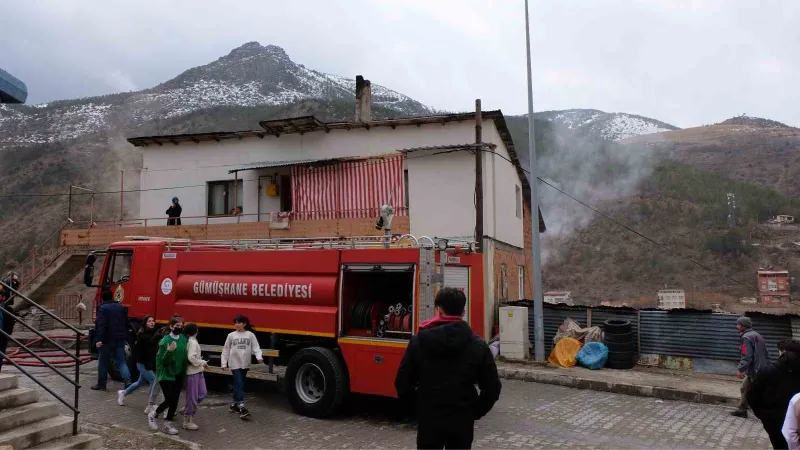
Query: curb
[[496, 366, 737, 406]]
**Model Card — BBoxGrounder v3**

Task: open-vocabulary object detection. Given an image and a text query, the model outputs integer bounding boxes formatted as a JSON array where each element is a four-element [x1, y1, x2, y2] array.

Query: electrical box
[[265, 184, 278, 197], [499, 306, 530, 360]]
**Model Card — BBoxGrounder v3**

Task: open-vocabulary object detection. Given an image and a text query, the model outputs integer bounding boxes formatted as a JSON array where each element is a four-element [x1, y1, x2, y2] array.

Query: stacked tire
[[603, 319, 636, 369]]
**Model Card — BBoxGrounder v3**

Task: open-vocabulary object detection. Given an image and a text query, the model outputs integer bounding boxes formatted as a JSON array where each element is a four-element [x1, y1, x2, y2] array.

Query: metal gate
[[444, 265, 470, 324]]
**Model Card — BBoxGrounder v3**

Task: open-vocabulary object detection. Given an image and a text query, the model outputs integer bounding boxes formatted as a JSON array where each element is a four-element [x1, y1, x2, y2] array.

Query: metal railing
[[68, 207, 410, 229], [4, 220, 72, 292], [0, 281, 84, 435]]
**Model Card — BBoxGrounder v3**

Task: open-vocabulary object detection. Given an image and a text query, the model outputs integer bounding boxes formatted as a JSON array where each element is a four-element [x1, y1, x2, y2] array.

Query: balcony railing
[[61, 208, 411, 249]]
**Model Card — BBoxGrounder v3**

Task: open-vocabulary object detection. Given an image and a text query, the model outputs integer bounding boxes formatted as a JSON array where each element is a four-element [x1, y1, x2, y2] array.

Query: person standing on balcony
[[166, 197, 182, 226], [91, 289, 132, 391], [732, 316, 769, 418]]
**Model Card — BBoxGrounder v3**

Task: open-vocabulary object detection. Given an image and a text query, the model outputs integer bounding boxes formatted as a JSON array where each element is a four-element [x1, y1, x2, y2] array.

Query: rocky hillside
[[536, 108, 679, 142], [621, 116, 800, 197], [0, 42, 432, 148], [0, 42, 434, 267]]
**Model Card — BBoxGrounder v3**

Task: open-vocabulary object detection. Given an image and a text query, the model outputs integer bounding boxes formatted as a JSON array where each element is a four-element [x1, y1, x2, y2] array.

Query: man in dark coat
[[732, 316, 769, 418], [166, 197, 182, 226], [395, 287, 501, 449], [92, 289, 131, 390], [748, 339, 800, 449]]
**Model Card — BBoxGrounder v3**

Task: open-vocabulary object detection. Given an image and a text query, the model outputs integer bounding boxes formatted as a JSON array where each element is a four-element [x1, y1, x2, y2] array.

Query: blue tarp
[[576, 341, 609, 370]]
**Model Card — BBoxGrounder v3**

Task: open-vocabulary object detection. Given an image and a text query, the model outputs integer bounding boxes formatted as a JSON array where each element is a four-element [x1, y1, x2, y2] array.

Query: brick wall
[[492, 241, 526, 303]]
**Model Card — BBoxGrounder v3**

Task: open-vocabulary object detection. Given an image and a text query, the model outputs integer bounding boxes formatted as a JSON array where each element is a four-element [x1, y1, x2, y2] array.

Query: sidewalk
[[497, 360, 741, 405]]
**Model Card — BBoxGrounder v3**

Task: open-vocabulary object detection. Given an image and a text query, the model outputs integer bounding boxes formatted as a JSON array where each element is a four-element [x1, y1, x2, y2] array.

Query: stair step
[[0, 387, 38, 409], [29, 433, 102, 450], [0, 374, 19, 392], [0, 402, 59, 433], [0, 415, 74, 449]]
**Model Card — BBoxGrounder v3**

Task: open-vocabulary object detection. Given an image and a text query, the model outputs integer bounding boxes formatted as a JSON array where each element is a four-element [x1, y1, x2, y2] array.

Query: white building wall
[[139, 119, 524, 248]]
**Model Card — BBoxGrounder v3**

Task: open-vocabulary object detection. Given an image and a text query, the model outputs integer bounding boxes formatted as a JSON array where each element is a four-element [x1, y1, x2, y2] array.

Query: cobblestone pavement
[[8, 364, 769, 449]]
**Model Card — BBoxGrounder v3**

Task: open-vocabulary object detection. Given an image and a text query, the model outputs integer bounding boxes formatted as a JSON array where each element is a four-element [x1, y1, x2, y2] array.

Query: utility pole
[[524, 0, 545, 361], [475, 99, 484, 251]]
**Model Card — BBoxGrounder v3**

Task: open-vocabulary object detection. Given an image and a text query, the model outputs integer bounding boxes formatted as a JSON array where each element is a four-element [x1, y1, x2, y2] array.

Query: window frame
[[207, 180, 244, 217], [515, 185, 522, 219], [104, 250, 133, 286], [518, 265, 525, 300]]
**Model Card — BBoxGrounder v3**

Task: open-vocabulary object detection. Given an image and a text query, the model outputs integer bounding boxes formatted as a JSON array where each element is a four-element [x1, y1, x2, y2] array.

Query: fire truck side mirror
[[84, 254, 97, 287], [83, 264, 95, 287]]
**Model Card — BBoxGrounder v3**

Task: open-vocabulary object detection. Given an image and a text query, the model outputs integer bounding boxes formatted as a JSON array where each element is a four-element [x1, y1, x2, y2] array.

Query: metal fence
[[525, 303, 795, 363]]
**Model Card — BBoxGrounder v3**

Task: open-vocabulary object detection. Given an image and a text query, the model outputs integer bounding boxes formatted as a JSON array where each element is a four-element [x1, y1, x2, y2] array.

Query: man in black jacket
[[748, 339, 800, 449], [395, 287, 501, 449], [91, 289, 131, 390]]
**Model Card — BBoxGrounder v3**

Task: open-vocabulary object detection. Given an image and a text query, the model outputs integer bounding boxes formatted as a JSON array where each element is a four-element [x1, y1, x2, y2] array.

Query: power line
[[0, 144, 753, 286]]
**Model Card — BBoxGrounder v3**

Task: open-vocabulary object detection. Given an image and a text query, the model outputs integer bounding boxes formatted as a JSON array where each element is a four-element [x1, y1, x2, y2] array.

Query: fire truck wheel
[[286, 347, 348, 418]]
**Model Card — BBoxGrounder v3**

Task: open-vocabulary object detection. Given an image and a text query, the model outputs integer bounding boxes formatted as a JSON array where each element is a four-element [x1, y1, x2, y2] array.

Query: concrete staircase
[[15, 252, 87, 310], [0, 373, 101, 449]]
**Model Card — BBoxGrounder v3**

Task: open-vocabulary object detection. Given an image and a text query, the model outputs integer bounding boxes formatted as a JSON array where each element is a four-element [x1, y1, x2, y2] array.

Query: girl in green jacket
[[148, 315, 188, 435]]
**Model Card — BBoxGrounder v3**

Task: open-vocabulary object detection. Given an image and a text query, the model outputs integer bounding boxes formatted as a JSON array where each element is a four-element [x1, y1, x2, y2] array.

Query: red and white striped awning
[[291, 155, 406, 220]]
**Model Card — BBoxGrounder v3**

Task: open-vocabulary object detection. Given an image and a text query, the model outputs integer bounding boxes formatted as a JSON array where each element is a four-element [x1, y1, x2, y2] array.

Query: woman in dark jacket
[[117, 316, 158, 409]]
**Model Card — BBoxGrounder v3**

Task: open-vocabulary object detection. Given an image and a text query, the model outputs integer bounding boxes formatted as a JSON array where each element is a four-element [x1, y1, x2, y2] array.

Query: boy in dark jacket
[[748, 339, 800, 449], [92, 289, 131, 390], [395, 288, 501, 449]]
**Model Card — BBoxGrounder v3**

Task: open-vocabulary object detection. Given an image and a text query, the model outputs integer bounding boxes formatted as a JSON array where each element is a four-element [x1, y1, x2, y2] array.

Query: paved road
[[10, 364, 769, 449]]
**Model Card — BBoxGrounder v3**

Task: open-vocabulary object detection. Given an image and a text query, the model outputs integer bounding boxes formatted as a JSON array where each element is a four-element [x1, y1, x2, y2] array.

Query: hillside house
[[758, 270, 790, 306], [62, 77, 545, 338]]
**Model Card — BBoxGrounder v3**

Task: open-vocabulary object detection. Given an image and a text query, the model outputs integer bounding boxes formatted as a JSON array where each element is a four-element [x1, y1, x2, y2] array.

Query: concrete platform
[[497, 360, 741, 405]]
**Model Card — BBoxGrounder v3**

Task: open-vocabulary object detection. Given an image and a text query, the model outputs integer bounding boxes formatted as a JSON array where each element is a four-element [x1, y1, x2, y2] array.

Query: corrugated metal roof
[[228, 158, 335, 173]]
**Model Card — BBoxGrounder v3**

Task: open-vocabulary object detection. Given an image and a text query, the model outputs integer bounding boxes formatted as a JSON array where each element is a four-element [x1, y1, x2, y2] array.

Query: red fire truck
[[84, 235, 484, 417]]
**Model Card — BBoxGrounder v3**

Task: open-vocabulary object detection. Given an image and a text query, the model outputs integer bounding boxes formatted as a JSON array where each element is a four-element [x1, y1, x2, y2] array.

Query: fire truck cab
[[84, 235, 484, 417]]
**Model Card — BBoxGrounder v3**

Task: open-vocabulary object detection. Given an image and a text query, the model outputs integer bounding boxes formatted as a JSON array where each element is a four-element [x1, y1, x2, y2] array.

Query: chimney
[[355, 75, 371, 123]]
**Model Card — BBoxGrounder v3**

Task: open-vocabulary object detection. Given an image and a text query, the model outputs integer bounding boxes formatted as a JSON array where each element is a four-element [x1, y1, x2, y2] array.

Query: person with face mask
[[148, 315, 188, 435]]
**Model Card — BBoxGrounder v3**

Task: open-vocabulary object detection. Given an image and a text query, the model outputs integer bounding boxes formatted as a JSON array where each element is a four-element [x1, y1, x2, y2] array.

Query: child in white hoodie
[[221, 315, 263, 420], [183, 323, 207, 431]]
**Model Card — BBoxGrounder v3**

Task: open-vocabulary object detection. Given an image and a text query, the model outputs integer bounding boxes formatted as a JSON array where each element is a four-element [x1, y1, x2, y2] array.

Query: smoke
[[535, 125, 659, 265]]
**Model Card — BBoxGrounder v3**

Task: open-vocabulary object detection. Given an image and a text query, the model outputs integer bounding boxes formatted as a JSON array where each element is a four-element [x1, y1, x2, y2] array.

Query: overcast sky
[[2, 0, 798, 128]]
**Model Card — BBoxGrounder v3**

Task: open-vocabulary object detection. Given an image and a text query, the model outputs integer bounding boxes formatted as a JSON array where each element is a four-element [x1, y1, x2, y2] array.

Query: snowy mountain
[[0, 42, 433, 148], [536, 108, 679, 142]]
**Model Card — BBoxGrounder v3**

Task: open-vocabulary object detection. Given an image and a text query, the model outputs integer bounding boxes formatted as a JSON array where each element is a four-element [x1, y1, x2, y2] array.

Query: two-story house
[[65, 77, 545, 338]]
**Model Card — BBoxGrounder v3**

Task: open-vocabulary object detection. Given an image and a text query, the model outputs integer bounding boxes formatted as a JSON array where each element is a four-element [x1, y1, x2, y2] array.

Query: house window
[[518, 265, 525, 300], [515, 185, 522, 219], [208, 180, 244, 216]]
